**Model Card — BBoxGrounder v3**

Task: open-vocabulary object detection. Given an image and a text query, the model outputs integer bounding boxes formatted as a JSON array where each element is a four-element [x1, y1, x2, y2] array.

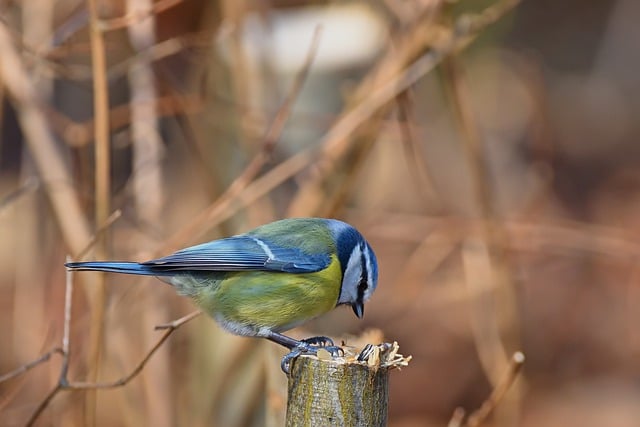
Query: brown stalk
[[85, 0, 111, 422], [23, 267, 198, 426], [0, 348, 63, 384], [102, 0, 185, 31], [449, 352, 525, 427], [445, 55, 521, 387], [52, 93, 204, 148], [396, 92, 440, 207], [126, 0, 173, 421]]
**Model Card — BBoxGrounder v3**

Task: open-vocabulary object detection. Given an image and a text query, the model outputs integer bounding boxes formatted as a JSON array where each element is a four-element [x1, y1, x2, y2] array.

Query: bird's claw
[[280, 339, 344, 374], [300, 335, 335, 347], [321, 345, 344, 357], [281, 348, 303, 374]]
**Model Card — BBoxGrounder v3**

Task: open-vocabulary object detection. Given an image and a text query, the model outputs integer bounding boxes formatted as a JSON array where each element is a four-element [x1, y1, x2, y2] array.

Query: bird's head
[[326, 219, 378, 319]]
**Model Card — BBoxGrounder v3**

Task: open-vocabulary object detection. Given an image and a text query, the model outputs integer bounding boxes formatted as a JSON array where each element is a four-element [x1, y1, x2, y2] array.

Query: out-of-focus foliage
[[1, 0, 640, 426]]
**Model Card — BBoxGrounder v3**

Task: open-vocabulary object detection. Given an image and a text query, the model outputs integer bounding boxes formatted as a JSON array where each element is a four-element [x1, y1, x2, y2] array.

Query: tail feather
[[65, 261, 162, 276]]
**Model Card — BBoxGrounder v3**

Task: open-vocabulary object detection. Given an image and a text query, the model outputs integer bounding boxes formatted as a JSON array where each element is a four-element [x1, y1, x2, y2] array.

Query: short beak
[[352, 302, 364, 319]]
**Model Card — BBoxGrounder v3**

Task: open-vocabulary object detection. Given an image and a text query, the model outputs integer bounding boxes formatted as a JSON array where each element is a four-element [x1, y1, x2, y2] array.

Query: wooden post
[[285, 342, 410, 427]]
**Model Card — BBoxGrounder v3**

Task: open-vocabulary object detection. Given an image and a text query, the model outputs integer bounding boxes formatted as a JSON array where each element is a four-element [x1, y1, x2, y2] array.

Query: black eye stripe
[[357, 243, 368, 303]]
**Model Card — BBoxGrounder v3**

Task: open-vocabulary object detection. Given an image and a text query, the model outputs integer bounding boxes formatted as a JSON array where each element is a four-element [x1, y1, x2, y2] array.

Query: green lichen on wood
[[285, 342, 410, 427], [286, 357, 388, 426]]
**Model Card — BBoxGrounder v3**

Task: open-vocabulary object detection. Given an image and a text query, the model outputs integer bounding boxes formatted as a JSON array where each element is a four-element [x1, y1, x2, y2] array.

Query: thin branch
[[26, 384, 63, 427], [60, 257, 75, 382], [448, 407, 466, 427], [75, 209, 122, 260], [155, 310, 202, 330], [86, 0, 112, 421], [25, 259, 76, 426], [57, 93, 204, 148], [25, 267, 196, 426], [445, 37, 521, 390], [466, 352, 525, 426], [0, 178, 39, 212], [396, 92, 440, 208], [68, 328, 174, 389], [44, 0, 185, 47], [108, 31, 215, 80], [448, 351, 525, 427], [0, 347, 63, 384], [101, 0, 185, 31]]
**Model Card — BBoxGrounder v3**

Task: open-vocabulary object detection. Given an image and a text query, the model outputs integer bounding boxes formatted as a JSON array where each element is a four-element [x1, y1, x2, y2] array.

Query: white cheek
[[365, 253, 376, 297], [340, 245, 363, 301]]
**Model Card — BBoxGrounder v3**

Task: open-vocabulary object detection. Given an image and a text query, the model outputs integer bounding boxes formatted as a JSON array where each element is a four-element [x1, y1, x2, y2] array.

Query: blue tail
[[65, 261, 165, 276]]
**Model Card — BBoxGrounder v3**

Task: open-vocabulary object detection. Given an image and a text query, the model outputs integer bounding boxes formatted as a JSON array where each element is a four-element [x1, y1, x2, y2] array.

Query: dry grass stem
[[0, 348, 63, 384], [85, 0, 112, 421], [468, 352, 525, 426], [448, 352, 525, 427]]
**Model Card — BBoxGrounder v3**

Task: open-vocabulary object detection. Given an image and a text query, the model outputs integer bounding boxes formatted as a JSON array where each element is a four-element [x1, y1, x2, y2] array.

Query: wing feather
[[142, 236, 330, 273]]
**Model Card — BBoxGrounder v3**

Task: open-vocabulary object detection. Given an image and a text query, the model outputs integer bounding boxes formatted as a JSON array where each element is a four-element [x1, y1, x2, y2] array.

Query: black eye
[[358, 243, 369, 297], [357, 278, 367, 302]]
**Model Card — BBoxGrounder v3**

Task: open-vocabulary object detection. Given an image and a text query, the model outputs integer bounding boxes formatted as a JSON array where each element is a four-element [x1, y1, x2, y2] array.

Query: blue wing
[[142, 235, 330, 274]]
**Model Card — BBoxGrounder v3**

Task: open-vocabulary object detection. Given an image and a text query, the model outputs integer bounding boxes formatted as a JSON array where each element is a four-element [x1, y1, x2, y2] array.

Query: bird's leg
[[264, 331, 343, 374]]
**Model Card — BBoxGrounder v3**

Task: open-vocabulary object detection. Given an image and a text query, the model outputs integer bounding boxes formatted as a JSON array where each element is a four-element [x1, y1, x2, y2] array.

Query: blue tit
[[65, 218, 378, 372]]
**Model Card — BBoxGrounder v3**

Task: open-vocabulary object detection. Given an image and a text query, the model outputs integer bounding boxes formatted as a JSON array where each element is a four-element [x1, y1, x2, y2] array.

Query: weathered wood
[[285, 343, 410, 427]]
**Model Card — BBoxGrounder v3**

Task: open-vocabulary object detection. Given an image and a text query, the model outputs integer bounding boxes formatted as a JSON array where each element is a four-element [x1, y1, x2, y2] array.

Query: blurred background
[[2, 0, 640, 426]]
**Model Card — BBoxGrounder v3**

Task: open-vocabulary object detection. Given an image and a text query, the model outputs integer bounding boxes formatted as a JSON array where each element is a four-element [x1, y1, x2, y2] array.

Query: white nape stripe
[[251, 236, 275, 260], [364, 247, 374, 286], [340, 244, 363, 302]]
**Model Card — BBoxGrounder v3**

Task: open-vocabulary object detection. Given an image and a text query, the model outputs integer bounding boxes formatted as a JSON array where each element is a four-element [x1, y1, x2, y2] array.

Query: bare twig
[[466, 352, 525, 426], [61, 257, 74, 380], [396, 92, 439, 207], [126, 1, 172, 423], [0, 347, 63, 384], [445, 42, 520, 394], [25, 266, 196, 426], [108, 32, 214, 79], [58, 93, 204, 148], [102, 0, 184, 31], [45, 0, 185, 44], [67, 328, 175, 389], [26, 385, 63, 427], [0, 178, 39, 212], [448, 407, 466, 427], [85, 0, 111, 422], [155, 310, 202, 330], [76, 209, 122, 260], [448, 352, 525, 427], [25, 257, 76, 426]]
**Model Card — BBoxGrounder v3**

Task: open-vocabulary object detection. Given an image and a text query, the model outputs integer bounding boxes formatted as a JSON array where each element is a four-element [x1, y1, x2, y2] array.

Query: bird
[[65, 217, 378, 372]]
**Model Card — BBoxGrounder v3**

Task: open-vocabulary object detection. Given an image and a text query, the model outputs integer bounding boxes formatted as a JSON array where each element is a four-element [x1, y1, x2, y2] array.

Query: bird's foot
[[280, 339, 344, 374], [300, 335, 335, 347]]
